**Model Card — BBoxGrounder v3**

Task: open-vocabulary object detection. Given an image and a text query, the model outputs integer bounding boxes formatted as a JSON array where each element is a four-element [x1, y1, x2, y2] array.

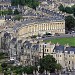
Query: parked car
[[45, 33, 53, 37], [55, 33, 60, 36], [36, 36, 42, 39]]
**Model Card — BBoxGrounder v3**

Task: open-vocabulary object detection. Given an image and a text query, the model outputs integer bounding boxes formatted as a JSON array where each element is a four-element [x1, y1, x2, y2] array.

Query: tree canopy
[[58, 4, 75, 16], [58, 4, 65, 12], [71, 5, 75, 12], [13, 15, 23, 20], [0, 52, 8, 59], [11, 0, 40, 10], [39, 55, 61, 73], [58, 4, 75, 30], [14, 9, 19, 15], [8, 9, 13, 15], [65, 7, 73, 14], [0, 9, 20, 15], [65, 15, 75, 30]]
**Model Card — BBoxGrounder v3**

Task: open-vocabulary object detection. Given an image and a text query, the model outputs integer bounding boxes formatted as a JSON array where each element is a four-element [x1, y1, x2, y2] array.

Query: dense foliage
[[0, 9, 20, 15], [1, 63, 36, 75], [11, 0, 40, 10], [58, 4, 75, 16], [0, 9, 12, 15], [39, 55, 62, 73], [58, 4, 65, 12], [58, 4, 75, 30], [0, 55, 62, 74], [65, 15, 75, 30], [0, 52, 8, 59], [14, 9, 19, 15], [13, 15, 23, 20]]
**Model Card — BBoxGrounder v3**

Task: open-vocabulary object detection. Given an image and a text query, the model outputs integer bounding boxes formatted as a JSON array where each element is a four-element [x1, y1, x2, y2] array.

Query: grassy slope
[[44, 37, 75, 46]]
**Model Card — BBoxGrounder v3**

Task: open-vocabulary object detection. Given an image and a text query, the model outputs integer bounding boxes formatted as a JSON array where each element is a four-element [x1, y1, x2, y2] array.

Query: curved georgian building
[[14, 18, 65, 39]]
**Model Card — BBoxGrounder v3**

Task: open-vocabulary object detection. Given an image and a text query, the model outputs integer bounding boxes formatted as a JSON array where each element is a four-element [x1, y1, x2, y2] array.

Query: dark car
[[55, 33, 60, 36]]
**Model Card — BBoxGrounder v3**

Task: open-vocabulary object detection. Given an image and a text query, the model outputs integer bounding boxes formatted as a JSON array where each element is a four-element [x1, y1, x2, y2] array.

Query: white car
[[36, 37, 42, 39]]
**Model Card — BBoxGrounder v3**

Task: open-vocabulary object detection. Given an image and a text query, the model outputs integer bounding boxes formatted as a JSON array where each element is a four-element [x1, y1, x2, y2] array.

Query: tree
[[13, 15, 23, 20], [73, 12, 75, 17], [39, 55, 57, 73], [71, 5, 75, 16], [12, 66, 35, 74], [65, 7, 73, 14], [0, 52, 5, 59], [65, 16, 75, 30], [71, 5, 75, 12], [14, 9, 19, 15], [8, 9, 13, 15], [13, 66, 22, 75], [14, 68, 23, 75], [11, 0, 40, 10], [25, 66, 34, 74], [58, 4, 65, 12], [56, 63, 62, 71], [4, 71, 8, 75], [0, 64, 2, 72], [1, 63, 7, 69], [1, 62, 8, 74], [31, 35, 37, 38], [2, 10, 8, 15]]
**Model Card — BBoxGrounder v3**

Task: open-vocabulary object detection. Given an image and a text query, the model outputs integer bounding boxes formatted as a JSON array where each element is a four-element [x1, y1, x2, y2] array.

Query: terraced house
[[20, 41, 75, 71], [14, 18, 65, 40]]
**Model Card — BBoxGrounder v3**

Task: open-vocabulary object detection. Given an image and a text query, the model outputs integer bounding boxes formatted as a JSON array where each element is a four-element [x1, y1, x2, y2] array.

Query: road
[[36, 34, 75, 41], [39, 71, 75, 75], [61, 71, 75, 75]]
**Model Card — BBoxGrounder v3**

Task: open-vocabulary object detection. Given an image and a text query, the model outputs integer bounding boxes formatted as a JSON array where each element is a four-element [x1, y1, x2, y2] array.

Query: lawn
[[44, 37, 75, 46]]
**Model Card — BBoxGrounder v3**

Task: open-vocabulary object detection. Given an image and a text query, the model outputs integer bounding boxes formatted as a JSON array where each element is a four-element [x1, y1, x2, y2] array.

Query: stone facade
[[39, 42, 75, 71], [17, 21, 65, 39], [20, 41, 75, 71]]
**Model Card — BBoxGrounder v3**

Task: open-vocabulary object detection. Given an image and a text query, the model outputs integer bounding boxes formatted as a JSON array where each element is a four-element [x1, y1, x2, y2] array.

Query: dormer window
[[70, 51, 74, 54], [45, 45, 46, 48], [65, 51, 68, 53]]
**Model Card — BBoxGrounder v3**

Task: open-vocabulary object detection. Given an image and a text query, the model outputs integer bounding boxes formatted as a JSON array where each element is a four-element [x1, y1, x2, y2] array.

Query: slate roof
[[5, 15, 11, 20], [65, 47, 75, 51], [23, 40, 39, 51], [4, 32, 11, 38], [23, 40, 30, 44], [54, 45, 64, 52], [25, 43, 32, 49], [32, 44, 39, 51], [10, 38, 17, 44], [18, 40, 22, 43], [13, 17, 65, 31], [23, 41, 32, 49], [54, 45, 75, 53], [11, 38, 17, 42], [0, 0, 11, 2]]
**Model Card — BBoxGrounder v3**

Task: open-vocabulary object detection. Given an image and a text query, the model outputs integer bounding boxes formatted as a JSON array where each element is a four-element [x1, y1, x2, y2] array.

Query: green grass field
[[44, 37, 75, 46]]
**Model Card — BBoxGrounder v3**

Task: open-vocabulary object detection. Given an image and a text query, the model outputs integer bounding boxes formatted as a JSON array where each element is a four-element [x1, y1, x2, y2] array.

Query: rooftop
[[13, 17, 65, 31]]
